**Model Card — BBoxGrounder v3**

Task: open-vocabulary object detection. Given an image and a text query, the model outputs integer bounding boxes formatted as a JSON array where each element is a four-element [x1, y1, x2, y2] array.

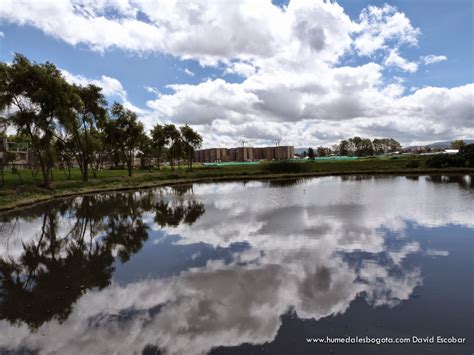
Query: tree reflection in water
[[0, 188, 205, 330]]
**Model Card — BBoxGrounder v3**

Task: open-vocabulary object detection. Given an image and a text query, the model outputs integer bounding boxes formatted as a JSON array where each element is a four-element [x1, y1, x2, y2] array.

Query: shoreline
[[1, 168, 472, 213]]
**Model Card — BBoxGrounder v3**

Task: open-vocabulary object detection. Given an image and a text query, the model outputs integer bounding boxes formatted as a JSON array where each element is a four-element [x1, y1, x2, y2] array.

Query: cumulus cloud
[[353, 4, 420, 56], [421, 54, 448, 65], [384, 49, 418, 72], [0, 0, 469, 146], [61, 69, 146, 113], [224, 62, 257, 78]]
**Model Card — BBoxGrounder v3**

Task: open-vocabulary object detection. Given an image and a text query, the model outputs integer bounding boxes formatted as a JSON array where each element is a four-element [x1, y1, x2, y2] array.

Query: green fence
[[202, 156, 358, 167], [290, 156, 359, 162]]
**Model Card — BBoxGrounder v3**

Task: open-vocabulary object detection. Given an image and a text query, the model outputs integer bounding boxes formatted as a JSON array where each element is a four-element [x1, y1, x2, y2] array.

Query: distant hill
[[405, 139, 474, 150], [296, 140, 474, 153]]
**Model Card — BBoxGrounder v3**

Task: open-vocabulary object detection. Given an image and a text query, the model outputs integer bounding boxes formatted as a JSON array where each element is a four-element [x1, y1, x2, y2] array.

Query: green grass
[[1, 155, 473, 211]]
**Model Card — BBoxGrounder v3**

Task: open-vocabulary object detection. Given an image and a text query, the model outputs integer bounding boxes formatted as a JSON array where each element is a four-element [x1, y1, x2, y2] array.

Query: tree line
[[0, 54, 202, 187], [303, 137, 402, 158]]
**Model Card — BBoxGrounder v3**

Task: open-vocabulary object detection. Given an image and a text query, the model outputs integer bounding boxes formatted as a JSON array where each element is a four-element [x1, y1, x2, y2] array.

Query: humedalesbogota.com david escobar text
[[306, 336, 467, 345]]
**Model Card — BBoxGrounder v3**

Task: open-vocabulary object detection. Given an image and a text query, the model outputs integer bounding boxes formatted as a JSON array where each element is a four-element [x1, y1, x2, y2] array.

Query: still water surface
[[0, 175, 472, 354]]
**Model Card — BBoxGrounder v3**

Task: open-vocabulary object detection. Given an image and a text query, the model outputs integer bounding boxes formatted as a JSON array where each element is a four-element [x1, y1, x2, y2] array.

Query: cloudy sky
[[0, 0, 472, 148]]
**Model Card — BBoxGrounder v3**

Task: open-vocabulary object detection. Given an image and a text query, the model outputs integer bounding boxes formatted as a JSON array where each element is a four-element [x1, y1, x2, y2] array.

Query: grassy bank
[[1, 155, 473, 211]]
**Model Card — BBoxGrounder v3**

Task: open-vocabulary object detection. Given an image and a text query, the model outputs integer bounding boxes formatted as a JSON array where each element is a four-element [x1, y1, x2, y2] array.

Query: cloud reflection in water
[[0, 176, 472, 354]]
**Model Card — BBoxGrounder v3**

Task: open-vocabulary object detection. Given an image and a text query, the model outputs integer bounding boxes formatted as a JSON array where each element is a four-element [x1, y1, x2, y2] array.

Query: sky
[[0, 0, 472, 148]]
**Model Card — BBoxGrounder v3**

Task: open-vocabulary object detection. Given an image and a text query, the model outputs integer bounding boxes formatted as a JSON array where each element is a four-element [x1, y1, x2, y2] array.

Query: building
[[193, 145, 294, 163], [0, 138, 32, 169]]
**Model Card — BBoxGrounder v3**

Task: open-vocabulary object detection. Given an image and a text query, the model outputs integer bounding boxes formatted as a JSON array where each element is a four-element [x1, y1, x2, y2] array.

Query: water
[[0, 175, 472, 355]]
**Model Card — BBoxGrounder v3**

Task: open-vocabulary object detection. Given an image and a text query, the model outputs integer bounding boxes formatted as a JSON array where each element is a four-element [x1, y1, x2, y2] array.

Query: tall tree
[[137, 134, 153, 169], [54, 138, 75, 180], [109, 103, 145, 177], [317, 147, 329, 157], [180, 125, 202, 170], [163, 124, 181, 170], [60, 84, 107, 181], [307, 147, 315, 159], [339, 140, 350, 156], [361, 138, 374, 156], [452, 140, 465, 150], [0, 151, 14, 186], [0, 54, 72, 187], [151, 124, 167, 170], [373, 138, 402, 154]]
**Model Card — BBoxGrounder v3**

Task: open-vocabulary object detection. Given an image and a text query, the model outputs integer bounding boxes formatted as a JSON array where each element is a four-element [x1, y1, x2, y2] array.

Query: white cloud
[[225, 62, 257, 78], [0, 1, 471, 146], [61, 69, 146, 113], [183, 68, 195, 76], [421, 54, 448, 65], [144, 86, 161, 96], [353, 4, 420, 56], [384, 49, 418, 72], [0, 31, 4, 38]]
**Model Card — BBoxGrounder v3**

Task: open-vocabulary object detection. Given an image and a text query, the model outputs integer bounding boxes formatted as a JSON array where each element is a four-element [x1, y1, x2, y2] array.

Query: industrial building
[[193, 146, 294, 163]]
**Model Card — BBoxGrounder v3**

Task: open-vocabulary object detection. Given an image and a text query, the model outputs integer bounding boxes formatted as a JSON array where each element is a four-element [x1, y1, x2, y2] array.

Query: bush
[[425, 154, 465, 168], [459, 144, 474, 167], [405, 160, 420, 168], [262, 160, 308, 174]]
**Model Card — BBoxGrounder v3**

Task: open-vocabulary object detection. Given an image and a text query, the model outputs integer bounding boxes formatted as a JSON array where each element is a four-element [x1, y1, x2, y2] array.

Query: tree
[[0, 151, 14, 186], [349, 137, 362, 156], [109, 103, 145, 177], [0, 54, 71, 188], [360, 138, 374, 156], [163, 124, 181, 170], [348, 136, 374, 156], [54, 139, 75, 180], [61, 84, 107, 181], [151, 124, 167, 170], [88, 128, 106, 178], [459, 144, 474, 166], [307, 147, 315, 160], [339, 140, 350, 156], [372, 138, 384, 155], [452, 140, 465, 150], [317, 147, 329, 157], [180, 125, 203, 170], [137, 134, 153, 169], [373, 138, 402, 154]]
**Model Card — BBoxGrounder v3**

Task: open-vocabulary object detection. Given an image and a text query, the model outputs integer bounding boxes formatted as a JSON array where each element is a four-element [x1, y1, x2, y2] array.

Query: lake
[[0, 175, 472, 355]]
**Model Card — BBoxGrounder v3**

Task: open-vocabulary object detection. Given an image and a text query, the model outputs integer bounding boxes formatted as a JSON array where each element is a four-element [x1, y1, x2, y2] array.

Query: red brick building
[[193, 145, 294, 163]]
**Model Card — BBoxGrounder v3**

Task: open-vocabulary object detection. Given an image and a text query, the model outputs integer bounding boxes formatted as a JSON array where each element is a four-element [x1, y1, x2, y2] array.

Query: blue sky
[[0, 0, 472, 147]]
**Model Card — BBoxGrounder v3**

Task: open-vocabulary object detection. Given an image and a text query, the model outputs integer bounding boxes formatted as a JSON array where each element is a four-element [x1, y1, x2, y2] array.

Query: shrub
[[262, 160, 308, 174], [459, 144, 474, 167], [425, 154, 465, 168]]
